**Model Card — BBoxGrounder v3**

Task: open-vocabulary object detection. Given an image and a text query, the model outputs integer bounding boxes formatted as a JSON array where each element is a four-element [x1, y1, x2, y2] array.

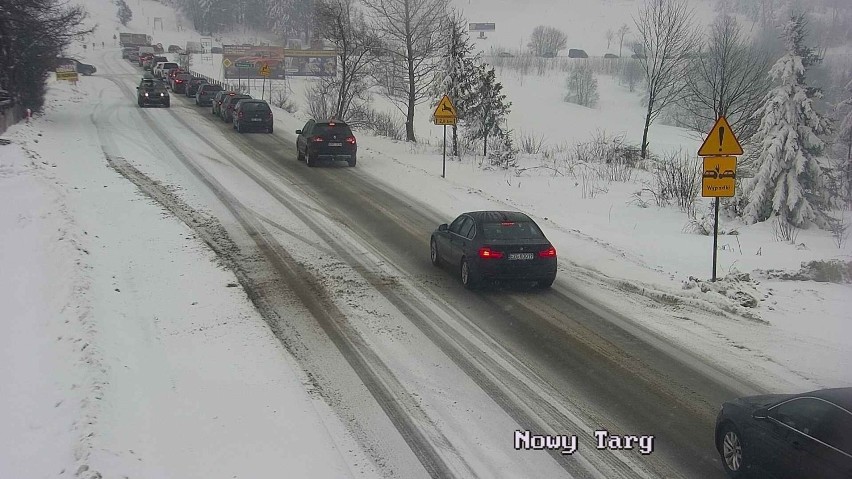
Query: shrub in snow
[[271, 87, 297, 113], [527, 25, 567, 57], [564, 62, 599, 108], [644, 149, 701, 215], [518, 131, 546, 155], [742, 13, 832, 228], [682, 270, 761, 308], [754, 260, 852, 283], [771, 215, 801, 243]]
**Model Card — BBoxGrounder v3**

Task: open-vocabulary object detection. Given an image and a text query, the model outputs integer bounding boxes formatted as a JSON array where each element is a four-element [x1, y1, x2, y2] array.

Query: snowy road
[[88, 48, 760, 478]]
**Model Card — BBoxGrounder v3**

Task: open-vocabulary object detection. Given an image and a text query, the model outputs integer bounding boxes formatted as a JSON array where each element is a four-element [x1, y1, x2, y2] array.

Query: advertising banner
[[222, 45, 336, 79], [56, 64, 78, 82]]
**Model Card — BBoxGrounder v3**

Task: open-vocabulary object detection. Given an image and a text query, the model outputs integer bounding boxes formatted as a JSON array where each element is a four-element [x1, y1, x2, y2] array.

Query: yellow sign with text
[[433, 95, 457, 125], [702, 156, 737, 197], [260, 63, 271, 77]]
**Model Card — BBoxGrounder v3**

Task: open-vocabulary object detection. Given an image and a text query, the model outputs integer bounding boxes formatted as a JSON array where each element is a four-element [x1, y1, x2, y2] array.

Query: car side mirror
[[438, 224, 448, 232], [295, 129, 302, 134], [752, 407, 769, 420]]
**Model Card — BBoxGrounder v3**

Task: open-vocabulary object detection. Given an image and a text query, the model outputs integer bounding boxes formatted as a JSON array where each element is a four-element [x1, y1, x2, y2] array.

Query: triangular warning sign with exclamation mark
[[698, 116, 743, 156]]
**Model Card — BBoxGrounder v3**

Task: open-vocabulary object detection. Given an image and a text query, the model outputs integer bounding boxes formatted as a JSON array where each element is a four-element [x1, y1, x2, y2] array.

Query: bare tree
[[617, 23, 630, 57], [679, 13, 771, 151], [527, 25, 567, 57], [605, 29, 615, 50], [634, 0, 700, 159], [564, 62, 599, 107], [313, 0, 377, 121], [362, 0, 449, 142]]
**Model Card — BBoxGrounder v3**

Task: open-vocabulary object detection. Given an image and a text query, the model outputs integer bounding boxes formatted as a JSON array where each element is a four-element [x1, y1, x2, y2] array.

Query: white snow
[[2, 0, 851, 477]]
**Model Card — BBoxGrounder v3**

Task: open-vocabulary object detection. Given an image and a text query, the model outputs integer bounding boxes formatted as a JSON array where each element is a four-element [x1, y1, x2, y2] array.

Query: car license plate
[[508, 253, 535, 260], [251, 118, 262, 121], [328, 142, 342, 147]]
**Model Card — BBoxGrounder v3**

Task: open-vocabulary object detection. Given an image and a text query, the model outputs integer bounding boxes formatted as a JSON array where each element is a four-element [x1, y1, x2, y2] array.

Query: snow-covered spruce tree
[[435, 11, 480, 157], [466, 64, 511, 157], [742, 13, 832, 228], [116, 0, 132, 26], [837, 78, 852, 205], [486, 127, 518, 169]]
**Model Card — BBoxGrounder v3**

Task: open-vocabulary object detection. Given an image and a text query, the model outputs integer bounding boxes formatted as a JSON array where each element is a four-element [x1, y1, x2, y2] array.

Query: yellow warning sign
[[698, 116, 743, 156], [433, 95, 457, 125], [702, 156, 737, 197], [259, 63, 270, 77], [222, 58, 232, 68]]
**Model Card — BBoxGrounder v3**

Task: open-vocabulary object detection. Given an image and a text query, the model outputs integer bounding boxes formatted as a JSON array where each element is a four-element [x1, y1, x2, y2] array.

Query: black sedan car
[[295, 119, 357, 167], [715, 388, 852, 478], [430, 211, 557, 289]]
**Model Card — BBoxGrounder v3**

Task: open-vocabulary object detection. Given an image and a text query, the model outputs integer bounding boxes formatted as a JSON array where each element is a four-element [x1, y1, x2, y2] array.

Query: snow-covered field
[[2, 0, 851, 476]]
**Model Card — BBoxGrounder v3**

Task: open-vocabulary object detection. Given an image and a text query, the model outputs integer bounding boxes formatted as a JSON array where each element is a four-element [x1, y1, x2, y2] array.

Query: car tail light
[[312, 136, 324, 143], [176, 79, 183, 83], [539, 246, 557, 258], [478, 247, 504, 259], [501, 222, 515, 226], [345, 136, 356, 145], [238, 111, 244, 118]]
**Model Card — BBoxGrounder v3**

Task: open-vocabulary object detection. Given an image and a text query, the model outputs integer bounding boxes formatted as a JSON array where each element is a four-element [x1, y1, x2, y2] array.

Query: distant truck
[[119, 33, 151, 47], [185, 41, 203, 53]]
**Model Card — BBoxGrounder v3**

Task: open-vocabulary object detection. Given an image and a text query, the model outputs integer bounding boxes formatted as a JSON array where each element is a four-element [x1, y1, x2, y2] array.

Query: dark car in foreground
[[715, 388, 852, 478], [137, 78, 170, 107], [220, 93, 251, 123], [295, 119, 357, 167], [232, 99, 273, 133], [430, 211, 557, 289], [195, 84, 223, 106]]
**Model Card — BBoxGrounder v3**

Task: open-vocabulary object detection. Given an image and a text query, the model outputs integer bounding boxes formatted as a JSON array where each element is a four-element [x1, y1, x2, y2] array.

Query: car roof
[[797, 387, 852, 410], [461, 211, 534, 223]]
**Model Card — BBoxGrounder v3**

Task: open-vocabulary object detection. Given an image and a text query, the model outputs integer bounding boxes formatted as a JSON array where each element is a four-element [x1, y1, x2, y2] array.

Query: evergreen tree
[[838, 78, 852, 204], [116, 0, 133, 26], [435, 11, 480, 157], [465, 64, 511, 157], [742, 13, 832, 227]]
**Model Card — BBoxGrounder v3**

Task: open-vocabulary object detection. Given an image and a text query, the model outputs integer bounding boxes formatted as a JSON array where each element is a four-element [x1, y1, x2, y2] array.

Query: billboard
[[119, 33, 150, 46], [222, 45, 336, 79]]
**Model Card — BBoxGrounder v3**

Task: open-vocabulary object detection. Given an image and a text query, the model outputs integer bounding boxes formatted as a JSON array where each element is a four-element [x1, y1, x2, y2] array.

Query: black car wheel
[[720, 423, 746, 478], [235, 121, 241, 133], [461, 258, 479, 289], [537, 274, 556, 289], [267, 125, 273, 134], [306, 150, 315, 167], [348, 154, 357, 167], [430, 239, 440, 266]]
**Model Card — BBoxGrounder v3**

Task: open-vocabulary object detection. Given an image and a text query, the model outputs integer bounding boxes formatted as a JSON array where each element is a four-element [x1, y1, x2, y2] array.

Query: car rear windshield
[[163, 63, 178, 69], [313, 123, 353, 136], [176, 74, 192, 80], [240, 102, 270, 112], [203, 85, 223, 92], [482, 221, 545, 240]]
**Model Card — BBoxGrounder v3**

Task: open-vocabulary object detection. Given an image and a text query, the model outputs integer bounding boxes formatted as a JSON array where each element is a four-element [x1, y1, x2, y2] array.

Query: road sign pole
[[442, 125, 447, 178], [712, 196, 719, 282]]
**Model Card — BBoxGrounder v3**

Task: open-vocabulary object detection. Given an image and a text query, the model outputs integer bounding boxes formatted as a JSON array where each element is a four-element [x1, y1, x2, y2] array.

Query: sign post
[[433, 95, 458, 178], [260, 63, 270, 102], [698, 116, 743, 282]]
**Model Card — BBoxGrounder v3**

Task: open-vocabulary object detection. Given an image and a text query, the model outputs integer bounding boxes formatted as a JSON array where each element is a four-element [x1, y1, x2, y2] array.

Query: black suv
[[220, 93, 251, 123], [137, 78, 170, 107], [296, 120, 357, 167], [196, 84, 223, 106], [233, 99, 273, 133]]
